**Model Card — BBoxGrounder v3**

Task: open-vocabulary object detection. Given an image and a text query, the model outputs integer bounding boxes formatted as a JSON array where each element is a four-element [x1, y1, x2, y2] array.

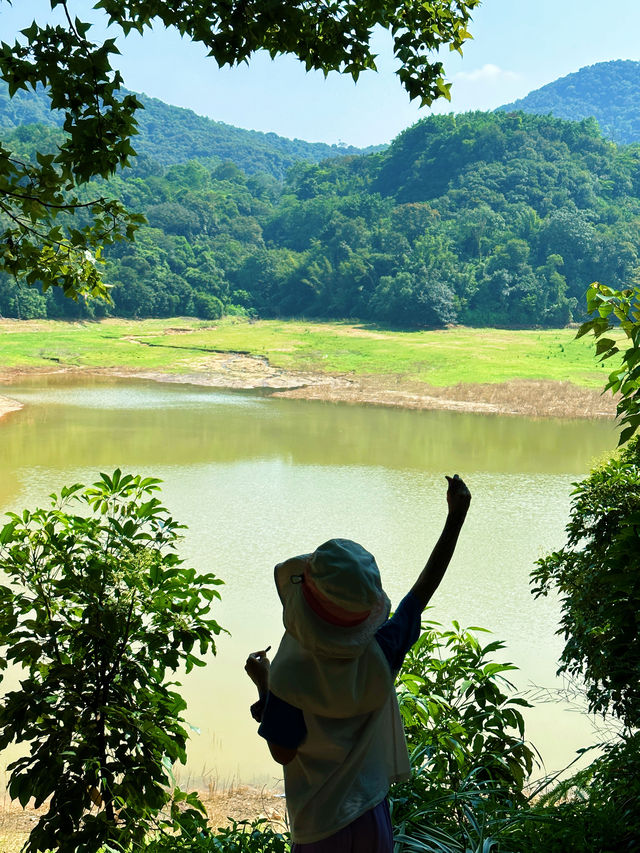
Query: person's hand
[[445, 474, 471, 519], [245, 646, 271, 693]]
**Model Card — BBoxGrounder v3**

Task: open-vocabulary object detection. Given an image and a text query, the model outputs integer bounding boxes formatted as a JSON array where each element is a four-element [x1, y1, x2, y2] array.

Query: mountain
[[497, 60, 640, 145], [0, 81, 378, 179], [5, 110, 639, 330]]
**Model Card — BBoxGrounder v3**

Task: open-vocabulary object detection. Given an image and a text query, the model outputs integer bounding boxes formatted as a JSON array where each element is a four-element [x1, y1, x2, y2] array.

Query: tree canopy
[[4, 110, 639, 330], [497, 60, 640, 146], [0, 0, 479, 300], [0, 79, 379, 179]]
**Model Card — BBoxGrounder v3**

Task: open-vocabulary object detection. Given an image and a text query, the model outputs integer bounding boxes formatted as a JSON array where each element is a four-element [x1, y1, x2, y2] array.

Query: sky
[[1, 0, 640, 148]]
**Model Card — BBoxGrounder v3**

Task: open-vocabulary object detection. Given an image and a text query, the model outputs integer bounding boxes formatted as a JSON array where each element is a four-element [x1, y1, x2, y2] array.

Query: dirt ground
[[0, 786, 288, 852], [0, 356, 618, 421]]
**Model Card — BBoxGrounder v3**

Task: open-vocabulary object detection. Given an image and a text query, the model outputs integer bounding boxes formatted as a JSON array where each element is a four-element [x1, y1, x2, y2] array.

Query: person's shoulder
[[381, 591, 423, 628], [375, 592, 422, 672]]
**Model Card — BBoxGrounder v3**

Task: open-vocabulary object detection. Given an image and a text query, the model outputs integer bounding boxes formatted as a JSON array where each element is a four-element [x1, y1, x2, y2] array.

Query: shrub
[[391, 621, 537, 849], [532, 437, 640, 728], [0, 470, 224, 853]]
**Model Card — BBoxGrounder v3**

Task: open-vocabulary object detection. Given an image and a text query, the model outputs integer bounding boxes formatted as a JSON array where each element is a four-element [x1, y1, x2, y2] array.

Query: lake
[[0, 375, 617, 788]]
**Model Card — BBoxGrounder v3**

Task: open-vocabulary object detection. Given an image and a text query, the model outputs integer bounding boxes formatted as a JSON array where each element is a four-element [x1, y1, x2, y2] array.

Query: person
[[245, 474, 471, 852]]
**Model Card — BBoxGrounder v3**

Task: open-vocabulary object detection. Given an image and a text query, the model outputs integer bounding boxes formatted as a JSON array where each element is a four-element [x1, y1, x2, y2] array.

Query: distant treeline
[[3, 111, 640, 327], [0, 80, 376, 179]]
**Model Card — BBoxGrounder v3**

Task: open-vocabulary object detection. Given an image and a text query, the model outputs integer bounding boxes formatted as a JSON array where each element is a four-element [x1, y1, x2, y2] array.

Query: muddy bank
[[0, 354, 617, 420], [108, 353, 616, 419], [0, 395, 23, 422], [274, 375, 617, 419]]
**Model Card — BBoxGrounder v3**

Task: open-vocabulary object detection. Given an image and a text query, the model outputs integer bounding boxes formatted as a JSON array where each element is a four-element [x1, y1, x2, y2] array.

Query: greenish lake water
[[0, 375, 617, 787]]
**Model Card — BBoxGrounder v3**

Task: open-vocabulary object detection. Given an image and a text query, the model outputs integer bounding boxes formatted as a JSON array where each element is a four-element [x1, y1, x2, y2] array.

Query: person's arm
[[410, 474, 471, 611], [244, 648, 298, 766]]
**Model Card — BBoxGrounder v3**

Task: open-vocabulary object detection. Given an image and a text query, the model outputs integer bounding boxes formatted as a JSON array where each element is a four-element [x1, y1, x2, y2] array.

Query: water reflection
[[1, 374, 615, 480]]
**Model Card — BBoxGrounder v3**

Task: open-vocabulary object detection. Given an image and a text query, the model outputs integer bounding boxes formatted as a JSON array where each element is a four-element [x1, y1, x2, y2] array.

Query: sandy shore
[[0, 395, 23, 422], [0, 354, 618, 420]]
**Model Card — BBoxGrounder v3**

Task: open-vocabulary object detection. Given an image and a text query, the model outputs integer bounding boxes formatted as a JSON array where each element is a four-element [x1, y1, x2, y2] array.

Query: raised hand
[[445, 474, 471, 519]]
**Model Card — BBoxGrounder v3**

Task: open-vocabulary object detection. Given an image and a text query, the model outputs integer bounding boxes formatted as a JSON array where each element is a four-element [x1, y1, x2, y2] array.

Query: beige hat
[[270, 539, 393, 716], [274, 539, 391, 659]]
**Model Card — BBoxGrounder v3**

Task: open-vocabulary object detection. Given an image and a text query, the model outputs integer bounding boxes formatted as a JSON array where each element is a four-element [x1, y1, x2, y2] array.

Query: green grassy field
[[0, 317, 614, 388]]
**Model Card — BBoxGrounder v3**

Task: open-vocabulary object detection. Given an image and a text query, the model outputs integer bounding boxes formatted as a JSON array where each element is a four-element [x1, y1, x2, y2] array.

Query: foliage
[[208, 819, 290, 852], [0, 4, 145, 300], [142, 816, 290, 853], [532, 437, 640, 728], [393, 785, 539, 853], [576, 281, 640, 443], [511, 732, 640, 852], [0, 470, 225, 853], [497, 59, 640, 146], [0, 0, 478, 298], [3, 109, 640, 327], [0, 80, 377, 179], [391, 621, 537, 849]]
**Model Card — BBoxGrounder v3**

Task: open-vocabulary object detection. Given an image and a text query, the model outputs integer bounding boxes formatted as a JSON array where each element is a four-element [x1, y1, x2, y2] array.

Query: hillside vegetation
[[0, 81, 373, 179], [498, 60, 640, 145], [3, 109, 639, 329]]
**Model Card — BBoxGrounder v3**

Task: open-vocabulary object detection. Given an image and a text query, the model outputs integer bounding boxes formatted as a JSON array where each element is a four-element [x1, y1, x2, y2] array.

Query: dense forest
[[498, 60, 640, 145], [3, 69, 640, 328]]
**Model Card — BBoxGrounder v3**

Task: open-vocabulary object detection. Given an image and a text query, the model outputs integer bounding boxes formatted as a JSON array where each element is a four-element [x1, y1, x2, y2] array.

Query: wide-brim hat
[[274, 538, 391, 658]]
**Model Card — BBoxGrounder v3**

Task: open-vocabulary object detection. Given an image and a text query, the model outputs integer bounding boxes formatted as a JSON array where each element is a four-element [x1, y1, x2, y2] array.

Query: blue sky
[[2, 0, 639, 147]]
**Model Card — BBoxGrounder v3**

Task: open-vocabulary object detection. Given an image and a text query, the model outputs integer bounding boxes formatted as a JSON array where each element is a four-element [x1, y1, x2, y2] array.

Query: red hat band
[[302, 567, 371, 627]]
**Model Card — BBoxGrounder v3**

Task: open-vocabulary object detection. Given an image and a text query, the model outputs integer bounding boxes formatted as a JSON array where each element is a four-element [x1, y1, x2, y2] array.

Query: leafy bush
[[144, 817, 290, 853], [512, 732, 640, 852], [0, 470, 225, 853], [577, 282, 640, 444], [392, 621, 537, 850], [529, 437, 640, 852], [532, 437, 640, 728]]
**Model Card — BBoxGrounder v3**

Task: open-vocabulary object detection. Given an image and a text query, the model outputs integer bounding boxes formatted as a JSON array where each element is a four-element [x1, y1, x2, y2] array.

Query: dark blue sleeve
[[258, 691, 307, 750], [376, 591, 423, 674]]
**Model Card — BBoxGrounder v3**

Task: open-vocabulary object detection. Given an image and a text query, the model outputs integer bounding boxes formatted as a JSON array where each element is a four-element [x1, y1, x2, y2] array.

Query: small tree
[[0, 470, 224, 853], [531, 438, 640, 729]]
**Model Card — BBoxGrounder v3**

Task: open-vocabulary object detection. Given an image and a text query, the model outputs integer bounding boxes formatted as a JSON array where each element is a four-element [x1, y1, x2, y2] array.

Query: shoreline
[[0, 395, 23, 422], [0, 360, 617, 421]]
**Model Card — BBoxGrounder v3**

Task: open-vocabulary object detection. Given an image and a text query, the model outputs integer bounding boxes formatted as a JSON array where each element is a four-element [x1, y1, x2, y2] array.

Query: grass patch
[[0, 317, 613, 388]]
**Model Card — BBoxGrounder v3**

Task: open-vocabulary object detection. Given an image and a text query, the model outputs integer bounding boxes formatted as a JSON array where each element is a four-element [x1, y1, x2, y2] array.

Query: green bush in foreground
[[0, 470, 224, 853], [532, 437, 640, 728], [148, 817, 290, 853], [528, 437, 640, 852], [391, 621, 537, 852]]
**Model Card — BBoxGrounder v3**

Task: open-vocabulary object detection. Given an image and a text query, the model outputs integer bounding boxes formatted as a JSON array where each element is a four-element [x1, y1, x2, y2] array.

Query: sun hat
[[274, 538, 391, 658], [270, 539, 394, 717]]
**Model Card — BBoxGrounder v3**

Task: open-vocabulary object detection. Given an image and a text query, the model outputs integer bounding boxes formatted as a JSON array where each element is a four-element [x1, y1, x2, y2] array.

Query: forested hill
[[0, 81, 375, 179], [497, 60, 640, 145], [4, 111, 640, 329]]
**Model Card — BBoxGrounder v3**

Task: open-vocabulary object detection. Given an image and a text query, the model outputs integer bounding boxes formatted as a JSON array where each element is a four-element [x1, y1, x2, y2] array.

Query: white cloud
[[454, 64, 521, 84], [428, 64, 528, 114]]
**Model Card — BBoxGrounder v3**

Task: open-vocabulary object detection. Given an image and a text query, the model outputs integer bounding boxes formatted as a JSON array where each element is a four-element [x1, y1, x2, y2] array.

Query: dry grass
[[276, 375, 618, 419], [0, 786, 287, 852]]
